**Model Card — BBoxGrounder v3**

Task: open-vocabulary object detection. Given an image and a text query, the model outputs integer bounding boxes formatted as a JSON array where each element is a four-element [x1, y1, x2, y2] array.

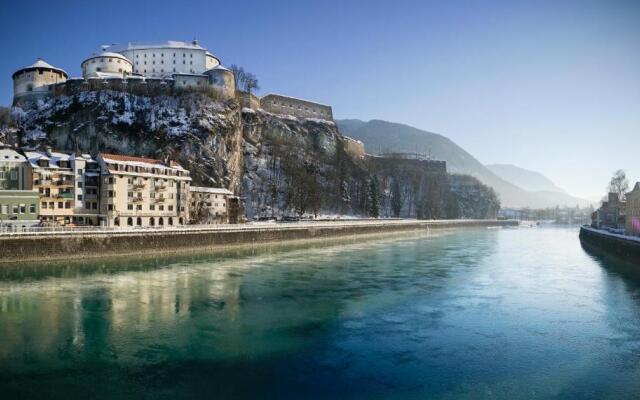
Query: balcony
[[57, 192, 74, 199], [154, 184, 167, 191], [131, 197, 144, 203], [55, 180, 74, 187], [133, 183, 146, 189], [154, 197, 166, 203]]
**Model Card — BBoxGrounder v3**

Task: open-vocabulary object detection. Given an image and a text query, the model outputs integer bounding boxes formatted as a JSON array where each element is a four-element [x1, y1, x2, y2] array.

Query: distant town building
[[591, 192, 626, 230], [626, 182, 640, 236], [96, 153, 191, 227], [189, 186, 234, 224]]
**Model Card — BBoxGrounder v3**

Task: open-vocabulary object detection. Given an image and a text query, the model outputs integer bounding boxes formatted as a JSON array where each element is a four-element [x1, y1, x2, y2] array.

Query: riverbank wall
[[579, 226, 640, 260], [0, 219, 517, 264]]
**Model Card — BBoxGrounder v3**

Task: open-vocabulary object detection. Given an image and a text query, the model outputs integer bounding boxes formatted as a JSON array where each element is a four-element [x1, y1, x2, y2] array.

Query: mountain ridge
[[336, 119, 592, 208]]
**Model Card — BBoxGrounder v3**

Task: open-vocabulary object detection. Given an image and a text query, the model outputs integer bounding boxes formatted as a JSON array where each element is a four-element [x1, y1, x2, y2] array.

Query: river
[[0, 226, 639, 399]]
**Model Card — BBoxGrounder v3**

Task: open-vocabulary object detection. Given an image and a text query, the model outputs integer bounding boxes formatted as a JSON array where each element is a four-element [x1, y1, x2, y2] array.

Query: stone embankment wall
[[579, 226, 640, 259], [0, 220, 516, 264]]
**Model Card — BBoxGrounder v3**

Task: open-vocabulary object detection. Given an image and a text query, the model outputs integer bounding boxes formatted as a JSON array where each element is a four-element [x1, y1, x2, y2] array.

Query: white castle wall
[[82, 53, 133, 78]]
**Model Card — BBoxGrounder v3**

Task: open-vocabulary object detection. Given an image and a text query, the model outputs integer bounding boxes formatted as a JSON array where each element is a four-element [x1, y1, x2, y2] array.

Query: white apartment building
[[97, 153, 191, 227]]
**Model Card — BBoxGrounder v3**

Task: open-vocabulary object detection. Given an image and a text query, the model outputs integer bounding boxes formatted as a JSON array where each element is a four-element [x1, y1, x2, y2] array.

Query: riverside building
[[96, 154, 191, 227], [626, 182, 640, 236], [0, 147, 39, 227], [25, 150, 102, 226], [189, 186, 234, 224]]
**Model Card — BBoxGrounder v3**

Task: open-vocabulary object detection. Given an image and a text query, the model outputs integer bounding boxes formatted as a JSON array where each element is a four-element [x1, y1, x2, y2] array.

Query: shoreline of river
[[0, 219, 516, 264]]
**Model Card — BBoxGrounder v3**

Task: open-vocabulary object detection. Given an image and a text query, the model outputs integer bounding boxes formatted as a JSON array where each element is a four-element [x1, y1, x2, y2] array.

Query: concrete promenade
[[0, 219, 517, 264]]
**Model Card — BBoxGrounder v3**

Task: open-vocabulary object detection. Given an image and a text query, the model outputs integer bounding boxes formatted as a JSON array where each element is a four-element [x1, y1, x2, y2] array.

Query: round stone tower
[[81, 51, 133, 79], [12, 59, 68, 105], [204, 65, 235, 98]]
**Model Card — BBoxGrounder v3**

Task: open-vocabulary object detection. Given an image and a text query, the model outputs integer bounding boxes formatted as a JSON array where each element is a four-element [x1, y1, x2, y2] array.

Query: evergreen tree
[[368, 175, 380, 218], [391, 179, 402, 217]]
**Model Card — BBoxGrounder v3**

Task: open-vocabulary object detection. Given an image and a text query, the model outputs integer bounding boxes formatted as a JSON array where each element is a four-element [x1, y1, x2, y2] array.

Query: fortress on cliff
[[11, 39, 334, 122]]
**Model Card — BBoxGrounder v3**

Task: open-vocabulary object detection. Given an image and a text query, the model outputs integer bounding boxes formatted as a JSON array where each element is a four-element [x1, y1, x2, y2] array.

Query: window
[[136, 205, 142, 211], [40, 202, 46, 209], [168, 205, 173, 211], [77, 182, 82, 188], [0, 205, 7, 214], [108, 204, 113, 211], [159, 205, 164, 211], [65, 202, 71, 209], [77, 195, 83, 201], [57, 202, 63, 208], [128, 204, 133, 210], [29, 204, 36, 213], [150, 205, 155, 211], [12, 205, 19, 214]]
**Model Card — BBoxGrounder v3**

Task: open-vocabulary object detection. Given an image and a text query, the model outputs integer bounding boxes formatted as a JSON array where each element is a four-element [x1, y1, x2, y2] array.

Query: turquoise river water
[[0, 226, 639, 399]]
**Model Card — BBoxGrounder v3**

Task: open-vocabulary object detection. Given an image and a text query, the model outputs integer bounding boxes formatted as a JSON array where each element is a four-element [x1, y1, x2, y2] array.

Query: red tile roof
[[99, 153, 163, 165]]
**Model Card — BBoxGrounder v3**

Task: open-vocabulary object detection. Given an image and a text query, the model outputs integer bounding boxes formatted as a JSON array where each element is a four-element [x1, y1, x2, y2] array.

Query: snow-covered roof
[[13, 58, 68, 79], [0, 148, 26, 162], [190, 186, 233, 195], [205, 65, 232, 73], [106, 40, 207, 52], [82, 52, 132, 65]]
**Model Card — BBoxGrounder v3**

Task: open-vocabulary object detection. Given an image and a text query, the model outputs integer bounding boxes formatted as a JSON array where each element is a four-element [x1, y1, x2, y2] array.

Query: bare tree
[[229, 65, 260, 95], [608, 169, 629, 200]]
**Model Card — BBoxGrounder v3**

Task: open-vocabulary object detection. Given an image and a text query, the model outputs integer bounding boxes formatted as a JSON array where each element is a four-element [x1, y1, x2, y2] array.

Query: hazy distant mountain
[[337, 119, 592, 208], [486, 164, 566, 193]]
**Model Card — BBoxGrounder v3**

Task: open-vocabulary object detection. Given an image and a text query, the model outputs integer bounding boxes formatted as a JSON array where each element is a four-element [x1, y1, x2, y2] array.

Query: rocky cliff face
[[1, 91, 499, 220]]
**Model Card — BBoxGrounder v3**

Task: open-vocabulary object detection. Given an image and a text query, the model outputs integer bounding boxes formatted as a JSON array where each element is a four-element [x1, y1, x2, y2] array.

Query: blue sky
[[1, 0, 638, 199]]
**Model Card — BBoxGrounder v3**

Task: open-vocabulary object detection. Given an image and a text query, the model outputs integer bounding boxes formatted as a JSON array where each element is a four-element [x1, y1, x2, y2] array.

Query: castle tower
[[12, 58, 68, 105], [204, 65, 236, 98], [81, 51, 133, 79]]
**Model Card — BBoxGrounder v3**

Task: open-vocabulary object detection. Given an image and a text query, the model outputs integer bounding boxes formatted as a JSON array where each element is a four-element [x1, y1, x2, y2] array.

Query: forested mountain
[[337, 119, 591, 208], [486, 164, 565, 193]]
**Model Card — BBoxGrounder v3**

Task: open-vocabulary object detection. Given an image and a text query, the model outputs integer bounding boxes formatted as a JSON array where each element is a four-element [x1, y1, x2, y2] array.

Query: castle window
[[152, 61, 155, 65], [152, 53, 155, 57], [109, 58, 113, 62], [136, 54, 138, 58], [39, 70, 43, 75], [173, 68, 176, 72], [117, 60, 121, 63], [173, 60, 176, 64], [183, 60, 185, 64], [144, 54, 147, 58], [118, 68, 122, 73]]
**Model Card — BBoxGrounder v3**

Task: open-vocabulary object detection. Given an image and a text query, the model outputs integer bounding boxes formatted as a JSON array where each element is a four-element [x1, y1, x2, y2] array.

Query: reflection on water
[[1, 227, 639, 399]]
